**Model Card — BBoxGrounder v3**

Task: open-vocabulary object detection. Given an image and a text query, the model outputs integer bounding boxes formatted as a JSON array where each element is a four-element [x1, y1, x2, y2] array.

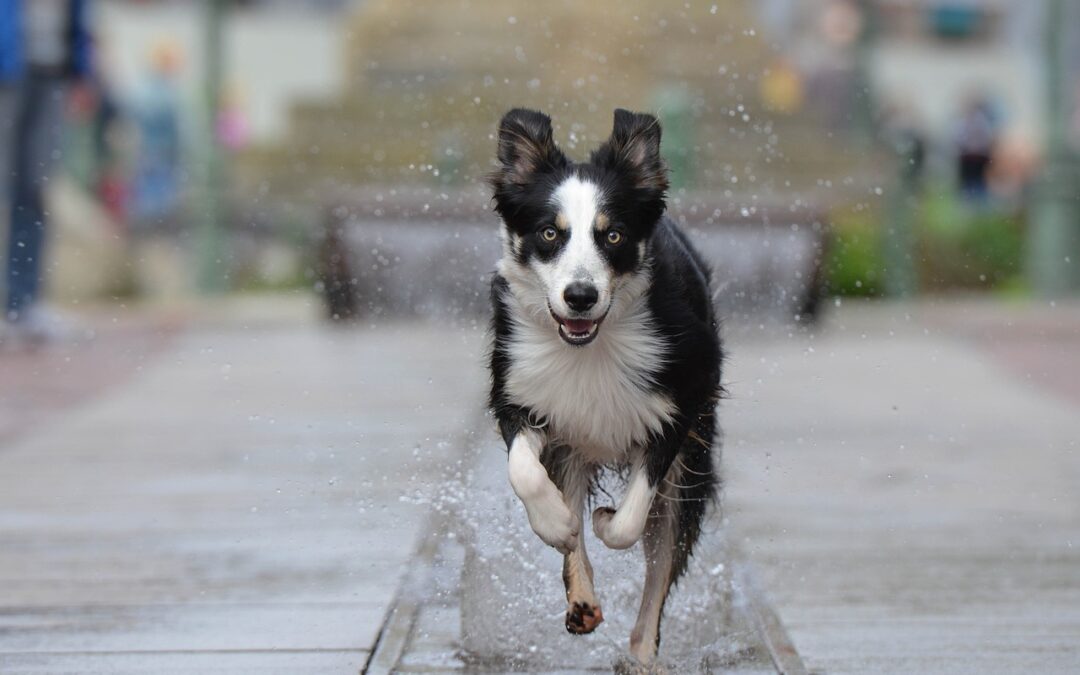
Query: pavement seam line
[[734, 563, 809, 675], [361, 519, 441, 675]]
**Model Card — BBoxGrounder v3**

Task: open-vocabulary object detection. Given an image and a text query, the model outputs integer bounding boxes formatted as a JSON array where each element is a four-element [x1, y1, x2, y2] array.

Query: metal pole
[[852, 0, 879, 147], [197, 0, 227, 293], [857, 1, 916, 296], [1028, 0, 1080, 295], [882, 135, 919, 297]]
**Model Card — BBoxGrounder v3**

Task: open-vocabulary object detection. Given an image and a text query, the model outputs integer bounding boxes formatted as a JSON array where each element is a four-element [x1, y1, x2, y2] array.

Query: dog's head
[[490, 108, 668, 346]]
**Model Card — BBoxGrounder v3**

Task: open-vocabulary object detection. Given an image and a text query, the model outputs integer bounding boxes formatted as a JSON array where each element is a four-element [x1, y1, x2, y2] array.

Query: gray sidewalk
[[0, 313, 485, 673], [1, 299, 1078, 673], [724, 301, 1080, 674]]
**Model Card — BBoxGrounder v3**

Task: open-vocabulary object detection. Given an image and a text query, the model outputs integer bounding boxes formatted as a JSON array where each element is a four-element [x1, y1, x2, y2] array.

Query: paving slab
[[723, 300, 1080, 674], [0, 317, 486, 673], [0, 313, 181, 445], [1, 650, 368, 675]]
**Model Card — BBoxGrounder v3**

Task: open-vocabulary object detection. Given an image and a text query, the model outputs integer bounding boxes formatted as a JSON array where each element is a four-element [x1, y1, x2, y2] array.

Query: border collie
[[487, 108, 723, 664]]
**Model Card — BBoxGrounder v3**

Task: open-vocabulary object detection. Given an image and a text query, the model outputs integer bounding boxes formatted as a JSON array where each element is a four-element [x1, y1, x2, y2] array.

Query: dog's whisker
[[674, 456, 713, 476], [662, 478, 713, 490]]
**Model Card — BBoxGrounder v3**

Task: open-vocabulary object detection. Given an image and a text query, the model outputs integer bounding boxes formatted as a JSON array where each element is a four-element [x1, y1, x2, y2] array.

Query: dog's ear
[[593, 109, 668, 195], [492, 108, 567, 186]]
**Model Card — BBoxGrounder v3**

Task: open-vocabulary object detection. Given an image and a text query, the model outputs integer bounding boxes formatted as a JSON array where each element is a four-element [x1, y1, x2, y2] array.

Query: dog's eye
[[606, 230, 623, 246], [540, 227, 559, 242]]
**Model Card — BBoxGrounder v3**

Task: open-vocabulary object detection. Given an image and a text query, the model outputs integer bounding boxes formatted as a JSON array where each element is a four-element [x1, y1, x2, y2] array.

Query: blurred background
[[1, 0, 1078, 321], [2, 1, 1080, 673]]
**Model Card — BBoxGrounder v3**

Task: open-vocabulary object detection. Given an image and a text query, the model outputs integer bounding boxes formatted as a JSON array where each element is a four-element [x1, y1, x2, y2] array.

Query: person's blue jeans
[[4, 75, 66, 320]]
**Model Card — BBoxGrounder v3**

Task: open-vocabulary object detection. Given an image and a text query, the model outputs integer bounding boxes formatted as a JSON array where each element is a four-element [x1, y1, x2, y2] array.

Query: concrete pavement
[[0, 300, 485, 673], [1, 297, 1079, 673], [724, 299, 1080, 674]]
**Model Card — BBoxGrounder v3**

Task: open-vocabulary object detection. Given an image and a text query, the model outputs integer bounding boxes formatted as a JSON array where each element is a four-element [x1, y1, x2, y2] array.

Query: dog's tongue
[[563, 318, 594, 334]]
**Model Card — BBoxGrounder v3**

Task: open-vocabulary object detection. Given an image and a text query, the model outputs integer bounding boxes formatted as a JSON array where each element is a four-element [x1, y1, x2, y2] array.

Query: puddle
[[395, 439, 776, 673]]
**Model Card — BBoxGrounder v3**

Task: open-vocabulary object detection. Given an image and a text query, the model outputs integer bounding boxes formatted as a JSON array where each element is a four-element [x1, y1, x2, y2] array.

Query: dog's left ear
[[593, 109, 668, 195]]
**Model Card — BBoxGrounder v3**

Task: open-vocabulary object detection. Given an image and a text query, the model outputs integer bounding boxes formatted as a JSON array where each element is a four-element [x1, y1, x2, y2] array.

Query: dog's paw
[[523, 487, 579, 554], [592, 506, 643, 549], [591, 506, 615, 539], [565, 600, 604, 634]]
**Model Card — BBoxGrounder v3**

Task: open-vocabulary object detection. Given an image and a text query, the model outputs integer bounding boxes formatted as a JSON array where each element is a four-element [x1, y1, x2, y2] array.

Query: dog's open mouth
[[550, 307, 603, 346]]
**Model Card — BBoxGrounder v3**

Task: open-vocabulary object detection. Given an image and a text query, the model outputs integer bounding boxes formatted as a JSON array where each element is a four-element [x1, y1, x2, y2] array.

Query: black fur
[[488, 274, 538, 447]]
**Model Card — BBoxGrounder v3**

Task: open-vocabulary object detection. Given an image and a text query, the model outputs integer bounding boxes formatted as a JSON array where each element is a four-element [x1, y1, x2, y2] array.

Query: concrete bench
[[317, 188, 828, 326]]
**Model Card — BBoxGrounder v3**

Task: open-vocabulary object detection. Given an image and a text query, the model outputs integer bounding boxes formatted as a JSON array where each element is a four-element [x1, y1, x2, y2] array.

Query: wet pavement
[[724, 299, 1080, 674], [1, 297, 1079, 673], [372, 432, 784, 674], [0, 301, 485, 673]]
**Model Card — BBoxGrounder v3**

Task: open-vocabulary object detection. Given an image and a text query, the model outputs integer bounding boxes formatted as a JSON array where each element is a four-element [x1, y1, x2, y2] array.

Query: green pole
[[882, 135, 919, 297], [197, 0, 227, 293], [653, 87, 693, 190], [858, 1, 916, 296], [852, 0, 879, 147], [1028, 0, 1080, 295]]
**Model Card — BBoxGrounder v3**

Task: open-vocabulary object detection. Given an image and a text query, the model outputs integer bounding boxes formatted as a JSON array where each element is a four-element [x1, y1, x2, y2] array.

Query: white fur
[[534, 176, 612, 320], [497, 246, 674, 461], [592, 465, 655, 549], [507, 428, 580, 554]]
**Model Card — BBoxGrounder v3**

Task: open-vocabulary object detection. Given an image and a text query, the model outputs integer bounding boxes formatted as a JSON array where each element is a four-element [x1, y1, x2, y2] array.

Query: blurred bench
[[317, 187, 828, 325]]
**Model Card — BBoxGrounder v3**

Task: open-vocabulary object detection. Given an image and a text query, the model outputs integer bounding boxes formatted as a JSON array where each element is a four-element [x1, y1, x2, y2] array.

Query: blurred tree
[[1028, 0, 1080, 296], [197, 0, 227, 292]]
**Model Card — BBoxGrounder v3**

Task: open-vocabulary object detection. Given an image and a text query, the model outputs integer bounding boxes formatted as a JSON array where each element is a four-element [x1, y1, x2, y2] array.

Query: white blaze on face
[[534, 176, 612, 318]]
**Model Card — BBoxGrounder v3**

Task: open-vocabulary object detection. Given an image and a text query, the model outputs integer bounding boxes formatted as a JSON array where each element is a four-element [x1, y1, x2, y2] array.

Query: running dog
[[487, 108, 723, 664]]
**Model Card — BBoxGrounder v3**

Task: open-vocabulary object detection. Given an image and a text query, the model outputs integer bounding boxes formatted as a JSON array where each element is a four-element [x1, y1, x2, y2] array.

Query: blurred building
[[95, 0, 350, 144], [760, 0, 1080, 160]]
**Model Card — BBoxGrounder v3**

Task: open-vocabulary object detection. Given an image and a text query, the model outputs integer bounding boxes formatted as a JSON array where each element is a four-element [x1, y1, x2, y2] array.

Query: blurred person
[[987, 130, 1038, 203], [131, 39, 181, 227], [84, 39, 125, 224], [65, 47, 125, 223], [90, 77, 126, 223], [953, 96, 998, 201], [216, 83, 249, 152], [0, 0, 92, 345]]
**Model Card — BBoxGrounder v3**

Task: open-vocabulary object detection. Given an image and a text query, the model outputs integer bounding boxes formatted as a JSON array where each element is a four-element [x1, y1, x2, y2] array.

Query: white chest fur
[[503, 289, 674, 460]]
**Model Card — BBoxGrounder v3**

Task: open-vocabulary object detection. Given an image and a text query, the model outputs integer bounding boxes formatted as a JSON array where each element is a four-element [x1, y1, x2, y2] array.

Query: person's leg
[[0, 85, 17, 310], [6, 76, 66, 321]]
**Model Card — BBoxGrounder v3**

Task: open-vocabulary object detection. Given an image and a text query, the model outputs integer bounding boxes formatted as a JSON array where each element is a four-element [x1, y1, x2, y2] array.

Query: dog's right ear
[[594, 109, 667, 195], [492, 108, 567, 186]]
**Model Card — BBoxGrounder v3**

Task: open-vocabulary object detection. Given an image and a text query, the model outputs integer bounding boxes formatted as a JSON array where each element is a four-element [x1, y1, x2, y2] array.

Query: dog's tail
[[667, 407, 720, 583]]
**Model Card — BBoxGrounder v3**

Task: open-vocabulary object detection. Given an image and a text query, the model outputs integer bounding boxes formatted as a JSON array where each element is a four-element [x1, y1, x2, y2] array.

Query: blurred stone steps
[[233, 0, 877, 199]]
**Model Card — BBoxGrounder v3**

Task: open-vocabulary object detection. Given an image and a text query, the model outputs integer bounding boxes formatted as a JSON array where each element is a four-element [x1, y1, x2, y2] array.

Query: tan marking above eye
[[594, 213, 610, 230], [554, 213, 570, 230]]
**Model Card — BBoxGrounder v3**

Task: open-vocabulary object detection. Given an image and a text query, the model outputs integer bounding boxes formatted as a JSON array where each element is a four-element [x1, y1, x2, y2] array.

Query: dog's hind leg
[[628, 467, 679, 663], [630, 444, 716, 663], [546, 449, 603, 634]]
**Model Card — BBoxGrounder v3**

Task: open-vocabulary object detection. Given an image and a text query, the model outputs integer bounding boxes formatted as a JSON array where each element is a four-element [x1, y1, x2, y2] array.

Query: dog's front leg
[[507, 429, 580, 554], [550, 453, 603, 634], [591, 463, 656, 550], [592, 427, 684, 551]]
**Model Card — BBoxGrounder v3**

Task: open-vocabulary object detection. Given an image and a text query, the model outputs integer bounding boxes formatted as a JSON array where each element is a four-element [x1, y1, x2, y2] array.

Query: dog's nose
[[563, 282, 599, 313]]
